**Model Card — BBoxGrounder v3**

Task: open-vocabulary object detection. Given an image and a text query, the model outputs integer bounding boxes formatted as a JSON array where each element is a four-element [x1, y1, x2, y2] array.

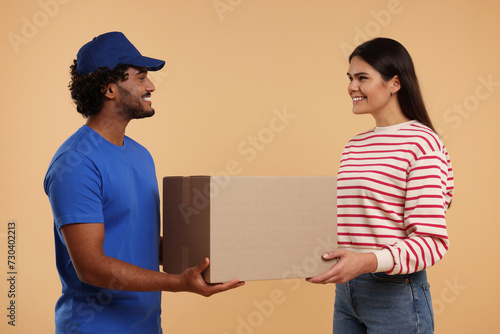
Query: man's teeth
[[142, 96, 151, 101]]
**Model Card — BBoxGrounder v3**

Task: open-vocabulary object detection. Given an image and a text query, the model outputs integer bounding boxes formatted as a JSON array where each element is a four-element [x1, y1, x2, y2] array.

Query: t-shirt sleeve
[[44, 149, 104, 229]]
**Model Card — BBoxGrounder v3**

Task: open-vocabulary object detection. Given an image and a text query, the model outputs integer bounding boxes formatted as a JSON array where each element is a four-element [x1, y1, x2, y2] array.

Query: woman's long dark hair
[[349, 38, 435, 132]]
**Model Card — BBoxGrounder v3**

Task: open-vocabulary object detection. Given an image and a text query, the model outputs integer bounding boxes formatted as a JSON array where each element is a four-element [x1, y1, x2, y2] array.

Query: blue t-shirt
[[44, 125, 162, 334]]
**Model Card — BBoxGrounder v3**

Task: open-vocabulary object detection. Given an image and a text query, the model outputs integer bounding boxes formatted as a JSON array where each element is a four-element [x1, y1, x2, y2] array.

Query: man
[[44, 31, 244, 334]]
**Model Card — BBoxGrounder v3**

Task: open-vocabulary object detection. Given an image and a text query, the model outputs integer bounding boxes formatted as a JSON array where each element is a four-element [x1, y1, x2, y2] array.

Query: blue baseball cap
[[76, 31, 165, 75]]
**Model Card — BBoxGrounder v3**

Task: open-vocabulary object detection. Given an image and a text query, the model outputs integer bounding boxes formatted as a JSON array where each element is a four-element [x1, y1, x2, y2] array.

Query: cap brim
[[123, 55, 165, 71]]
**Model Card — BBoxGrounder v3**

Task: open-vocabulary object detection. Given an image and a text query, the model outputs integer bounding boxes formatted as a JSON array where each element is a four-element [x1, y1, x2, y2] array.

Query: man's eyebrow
[[134, 68, 148, 75]]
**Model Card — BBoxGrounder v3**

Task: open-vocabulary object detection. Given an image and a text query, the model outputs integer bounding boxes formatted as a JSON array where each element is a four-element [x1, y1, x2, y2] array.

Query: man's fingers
[[195, 257, 210, 274], [204, 279, 245, 296], [216, 279, 245, 291], [226, 279, 245, 288]]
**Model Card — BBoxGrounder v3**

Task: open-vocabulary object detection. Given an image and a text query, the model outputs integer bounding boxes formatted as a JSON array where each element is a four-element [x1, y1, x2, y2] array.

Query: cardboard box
[[162, 176, 337, 283]]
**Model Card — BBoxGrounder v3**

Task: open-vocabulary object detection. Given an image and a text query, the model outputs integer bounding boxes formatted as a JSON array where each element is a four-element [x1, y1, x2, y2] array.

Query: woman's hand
[[306, 249, 377, 284]]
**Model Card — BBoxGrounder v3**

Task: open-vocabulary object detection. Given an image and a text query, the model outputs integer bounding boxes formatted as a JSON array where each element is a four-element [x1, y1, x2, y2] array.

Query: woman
[[307, 38, 454, 333]]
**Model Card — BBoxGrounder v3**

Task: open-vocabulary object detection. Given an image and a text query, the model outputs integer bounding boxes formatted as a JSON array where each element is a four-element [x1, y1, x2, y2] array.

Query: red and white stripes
[[337, 121, 454, 274]]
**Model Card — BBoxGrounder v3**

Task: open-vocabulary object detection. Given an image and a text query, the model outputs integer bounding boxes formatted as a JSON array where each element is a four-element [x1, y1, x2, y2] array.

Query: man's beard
[[117, 85, 155, 120]]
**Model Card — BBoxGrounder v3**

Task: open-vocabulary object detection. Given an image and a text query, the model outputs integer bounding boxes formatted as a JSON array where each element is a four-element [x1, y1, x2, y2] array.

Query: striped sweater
[[337, 120, 454, 275]]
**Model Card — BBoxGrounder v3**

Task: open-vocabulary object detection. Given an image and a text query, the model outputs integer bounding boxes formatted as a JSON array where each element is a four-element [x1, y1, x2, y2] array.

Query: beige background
[[1, 0, 499, 333]]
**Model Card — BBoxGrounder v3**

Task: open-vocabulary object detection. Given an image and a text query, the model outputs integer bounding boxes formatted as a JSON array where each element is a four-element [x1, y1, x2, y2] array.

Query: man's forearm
[[77, 254, 182, 292]]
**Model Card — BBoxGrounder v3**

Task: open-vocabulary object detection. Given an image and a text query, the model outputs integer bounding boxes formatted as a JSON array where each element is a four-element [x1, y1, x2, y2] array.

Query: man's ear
[[103, 83, 118, 99]]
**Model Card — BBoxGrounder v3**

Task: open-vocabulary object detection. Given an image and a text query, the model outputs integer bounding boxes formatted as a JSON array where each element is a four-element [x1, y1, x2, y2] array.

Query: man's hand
[[306, 249, 377, 284], [178, 258, 245, 297]]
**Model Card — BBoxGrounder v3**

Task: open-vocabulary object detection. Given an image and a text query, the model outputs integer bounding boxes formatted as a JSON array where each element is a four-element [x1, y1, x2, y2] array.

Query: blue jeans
[[333, 270, 434, 334]]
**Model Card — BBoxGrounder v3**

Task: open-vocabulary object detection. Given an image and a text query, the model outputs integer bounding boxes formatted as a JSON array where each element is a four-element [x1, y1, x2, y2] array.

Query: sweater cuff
[[372, 249, 394, 273]]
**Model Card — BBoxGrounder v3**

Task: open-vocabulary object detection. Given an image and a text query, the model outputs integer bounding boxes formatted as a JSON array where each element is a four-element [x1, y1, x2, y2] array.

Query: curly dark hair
[[68, 60, 130, 118]]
